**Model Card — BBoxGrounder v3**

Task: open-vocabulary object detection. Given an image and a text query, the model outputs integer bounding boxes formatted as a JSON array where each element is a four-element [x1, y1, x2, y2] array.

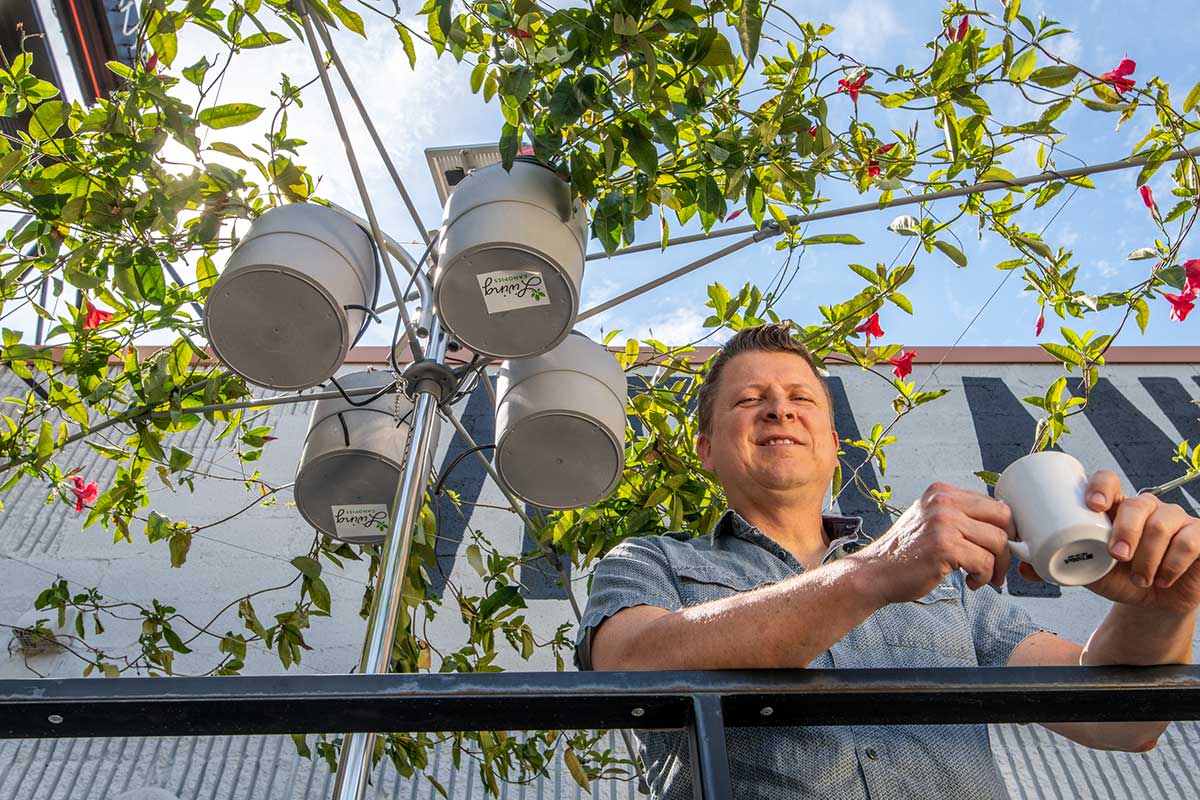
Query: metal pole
[[687, 695, 732, 800], [297, 2, 425, 364], [309, 14, 433, 247], [585, 144, 1200, 262], [330, 319, 448, 800], [577, 227, 774, 322]]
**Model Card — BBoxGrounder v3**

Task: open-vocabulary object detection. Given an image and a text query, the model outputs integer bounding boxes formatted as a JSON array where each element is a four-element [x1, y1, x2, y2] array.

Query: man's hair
[[696, 322, 833, 436]]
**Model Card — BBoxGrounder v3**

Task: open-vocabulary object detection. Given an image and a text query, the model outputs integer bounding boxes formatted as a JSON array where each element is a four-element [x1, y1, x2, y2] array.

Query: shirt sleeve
[[962, 581, 1048, 667], [574, 536, 682, 671]]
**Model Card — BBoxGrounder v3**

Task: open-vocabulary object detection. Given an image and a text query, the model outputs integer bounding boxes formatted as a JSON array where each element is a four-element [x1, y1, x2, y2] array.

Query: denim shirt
[[575, 509, 1043, 800]]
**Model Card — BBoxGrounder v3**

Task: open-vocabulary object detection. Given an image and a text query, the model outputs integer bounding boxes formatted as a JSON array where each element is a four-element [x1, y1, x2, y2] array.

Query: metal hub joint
[[402, 359, 457, 403]]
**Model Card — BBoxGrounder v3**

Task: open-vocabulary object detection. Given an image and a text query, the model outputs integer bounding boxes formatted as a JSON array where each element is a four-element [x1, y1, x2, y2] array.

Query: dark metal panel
[[4, 667, 1200, 741]]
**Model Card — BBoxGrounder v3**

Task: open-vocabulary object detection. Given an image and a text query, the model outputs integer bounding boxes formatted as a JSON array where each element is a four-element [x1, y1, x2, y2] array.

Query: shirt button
[[865, 748, 879, 761]]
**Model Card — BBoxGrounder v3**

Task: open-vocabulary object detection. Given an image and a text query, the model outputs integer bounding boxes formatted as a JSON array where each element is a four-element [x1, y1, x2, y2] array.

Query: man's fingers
[[1086, 469, 1124, 516], [959, 520, 1012, 589], [954, 538, 1000, 591], [1110, 494, 1158, 568], [1129, 502, 1192, 587], [925, 484, 1016, 538], [1153, 522, 1200, 588]]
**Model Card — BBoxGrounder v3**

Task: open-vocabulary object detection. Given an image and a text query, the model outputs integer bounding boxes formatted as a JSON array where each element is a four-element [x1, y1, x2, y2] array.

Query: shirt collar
[[714, 508, 871, 566]]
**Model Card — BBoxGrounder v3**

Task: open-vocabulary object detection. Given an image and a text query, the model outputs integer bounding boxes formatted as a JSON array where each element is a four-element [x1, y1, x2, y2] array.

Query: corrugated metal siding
[[2, 725, 1200, 799]]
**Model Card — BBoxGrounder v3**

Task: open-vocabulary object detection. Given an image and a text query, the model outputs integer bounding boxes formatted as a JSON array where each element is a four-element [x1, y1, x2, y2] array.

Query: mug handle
[[1008, 539, 1031, 562]]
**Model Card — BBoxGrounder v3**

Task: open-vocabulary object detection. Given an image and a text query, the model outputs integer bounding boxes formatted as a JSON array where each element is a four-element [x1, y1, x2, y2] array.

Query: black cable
[[432, 444, 496, 498], [343, 304, 382, 324], [390, 231, 441, 377], [326, 375, 398, 408]]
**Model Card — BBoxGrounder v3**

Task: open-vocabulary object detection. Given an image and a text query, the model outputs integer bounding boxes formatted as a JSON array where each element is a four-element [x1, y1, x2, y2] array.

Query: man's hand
[[1017, 469, 1200, 616], [854, 482, 1015, 605]]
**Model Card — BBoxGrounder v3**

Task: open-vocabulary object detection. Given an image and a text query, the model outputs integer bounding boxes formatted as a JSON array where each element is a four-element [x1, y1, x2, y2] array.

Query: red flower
[[808, 125, 818, 137], [837, 72, 868, 103], [1165, 290, 1196, 322], [1183, 259, 1200, 295], [888, 350, 917, 380], [877, 142, 896, 154], [1035, 311, 1045, 337], [1099, 58, 1136, 95], [146, 53, 158, 72], [506, 27, 532, 39], [724, 208, 743, 222], [70, 476, 99, 512], [867, 159, 881, 178], [854, 313, 885, 345], [947, 17, 969, 42], [83, 299, 113, 330], [1140, 185, 1159, 218]]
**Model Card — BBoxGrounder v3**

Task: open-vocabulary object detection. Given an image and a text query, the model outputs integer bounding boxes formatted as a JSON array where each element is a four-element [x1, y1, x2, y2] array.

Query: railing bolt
[[760, 706, 773, 717], [631, 707, 645, 717], [47, 715, 63, 725]]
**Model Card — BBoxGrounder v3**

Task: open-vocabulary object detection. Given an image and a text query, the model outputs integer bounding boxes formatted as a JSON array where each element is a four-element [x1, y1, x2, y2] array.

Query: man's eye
[[738, 397, 759, 404]]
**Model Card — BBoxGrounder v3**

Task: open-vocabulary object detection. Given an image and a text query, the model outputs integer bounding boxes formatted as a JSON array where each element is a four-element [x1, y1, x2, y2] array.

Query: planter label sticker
[[477, 270, 550, 314], [332, 504, 390, 539]]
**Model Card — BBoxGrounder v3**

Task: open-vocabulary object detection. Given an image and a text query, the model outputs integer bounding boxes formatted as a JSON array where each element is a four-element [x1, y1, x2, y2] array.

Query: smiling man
[[575, 322, 1200, 800]]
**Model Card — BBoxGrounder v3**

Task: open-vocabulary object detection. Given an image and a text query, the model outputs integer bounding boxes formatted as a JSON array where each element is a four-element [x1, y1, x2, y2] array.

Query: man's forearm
[[607, 557, 886, 670], [1083, 604, 1196, 666], [1052, 604, 1197, 752]]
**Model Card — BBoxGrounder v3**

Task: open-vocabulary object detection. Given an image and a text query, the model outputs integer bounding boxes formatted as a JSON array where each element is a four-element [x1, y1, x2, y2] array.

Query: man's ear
[[696, 433, 712, 471]]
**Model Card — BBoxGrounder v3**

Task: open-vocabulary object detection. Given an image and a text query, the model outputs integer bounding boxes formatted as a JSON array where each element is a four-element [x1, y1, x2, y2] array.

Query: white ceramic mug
[[994, 451, 1117, 587]]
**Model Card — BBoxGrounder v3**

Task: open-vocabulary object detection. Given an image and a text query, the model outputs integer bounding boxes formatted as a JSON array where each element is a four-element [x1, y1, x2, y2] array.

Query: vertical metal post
[[687, 695, 732, 800], [330, 320, 447, 800]]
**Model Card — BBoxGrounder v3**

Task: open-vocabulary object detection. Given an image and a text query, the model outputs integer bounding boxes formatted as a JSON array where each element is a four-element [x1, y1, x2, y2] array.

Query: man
[[575, 322, 1200, 799]]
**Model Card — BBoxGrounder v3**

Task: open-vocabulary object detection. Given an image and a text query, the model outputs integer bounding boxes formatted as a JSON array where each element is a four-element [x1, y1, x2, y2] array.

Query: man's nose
[[764, 401, 796, 420]]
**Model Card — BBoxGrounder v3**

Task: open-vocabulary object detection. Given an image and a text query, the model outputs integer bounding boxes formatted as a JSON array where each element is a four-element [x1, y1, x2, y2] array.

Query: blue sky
[[22, 1, 1200, 349]]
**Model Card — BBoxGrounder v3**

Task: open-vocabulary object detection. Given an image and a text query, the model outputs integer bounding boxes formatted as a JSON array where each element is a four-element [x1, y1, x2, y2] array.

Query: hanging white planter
[[434, 157, 587, 359], [204, 203, 378, 391], [494, 332, 627, 509], [295, 371, 436, 544]]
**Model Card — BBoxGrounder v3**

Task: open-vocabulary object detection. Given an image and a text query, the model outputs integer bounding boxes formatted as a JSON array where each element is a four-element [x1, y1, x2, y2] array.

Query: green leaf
[[1136, 145, 1173, 187], [466, 544, 486, 577], [196, 255, 218, 290], [1040, 342, 1083, 367], [395, 25, 418, 69], [327, 0, 366, 36], [307, 576, 331, 613], [168, 447, 193, 473], [1008, 49, 1036, 83], [1127, 247, 1159, 261], [240, 32, 289, 48], [934, 240, 968, 267], [479, 585, 523, 618], [800, 233, 863, 246], [699, 34, 736, 67], [974, 470, 1001, 487], [697, 175, 726, 220], [182, 57, 210, 86], [625, 126, 658, 175], [197, 103, 266, 129], [162, 623, 192, 652], [1134, 298, 1150, 334], [1184, 80, 1200, 114], [0, 150, 25, 183], [1079, 97, 1124, 113], [886, 215, 920, 236], [1029, 65, 1078, 88], [29, 101, 67, 139], [1015, 234, 1054, 260], [563, 749, 591, 792], [1004, 0, 1021, 23], [736, 0, 762, 62], [707, 283, 731, 319], [291, 556, 322, 580], [168, 532, 192, 569]]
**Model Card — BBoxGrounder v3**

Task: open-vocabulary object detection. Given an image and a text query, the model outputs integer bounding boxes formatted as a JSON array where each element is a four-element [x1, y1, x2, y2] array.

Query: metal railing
[[4, 666, 1200, 800]]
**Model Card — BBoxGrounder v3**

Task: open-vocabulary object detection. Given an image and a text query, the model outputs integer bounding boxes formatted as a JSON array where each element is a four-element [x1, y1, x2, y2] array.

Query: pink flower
[[146, 53, 158, 73], [83, 299, 113, 330], [1183, 259, 1200, 295], [1140, 185, 1159, 218], [1165, 289, 1196, 322], [947, 17, 969, 42], [837, 72, 868, 103], [70, 476, 99, 512], [1035, 311, 1045, 337], [854, 313, 885, 345], [1099, 58, 1136, 95], [888, 350, 917, 380]]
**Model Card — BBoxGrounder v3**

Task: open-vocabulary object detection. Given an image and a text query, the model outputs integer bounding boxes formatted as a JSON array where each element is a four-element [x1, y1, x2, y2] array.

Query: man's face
[[696, 350, 840, 502]]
